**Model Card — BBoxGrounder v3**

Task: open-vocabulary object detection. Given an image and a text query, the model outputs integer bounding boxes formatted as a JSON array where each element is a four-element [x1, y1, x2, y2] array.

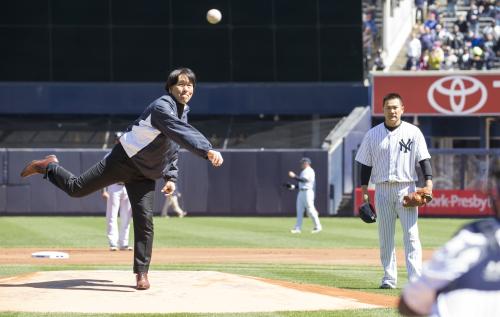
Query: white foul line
[[493, 80, 500, 88]]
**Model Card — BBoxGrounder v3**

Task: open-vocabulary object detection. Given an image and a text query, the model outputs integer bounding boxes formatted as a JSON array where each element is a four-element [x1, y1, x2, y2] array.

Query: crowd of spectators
[[406, 0, 500, 70], [363, 1, 386, 75]]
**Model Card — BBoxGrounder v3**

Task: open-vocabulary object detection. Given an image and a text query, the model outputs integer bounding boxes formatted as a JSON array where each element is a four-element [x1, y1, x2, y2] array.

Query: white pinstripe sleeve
[[415, 129, 431, 162], [355, 132, 372, 166]]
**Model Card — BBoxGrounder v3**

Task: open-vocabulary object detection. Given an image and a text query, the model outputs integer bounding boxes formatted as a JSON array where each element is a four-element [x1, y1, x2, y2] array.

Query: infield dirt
[[0, 247, 433, 265], [0, 247, 429, 313]]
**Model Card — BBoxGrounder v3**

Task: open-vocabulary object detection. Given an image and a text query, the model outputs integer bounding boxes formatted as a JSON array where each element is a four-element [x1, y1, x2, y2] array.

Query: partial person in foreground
[[288, 157, 322, 234], [102, 132, 133, 251], [355, 92, 433, 289], [20, 68, 223, 290], [399, 157, 500, 317]]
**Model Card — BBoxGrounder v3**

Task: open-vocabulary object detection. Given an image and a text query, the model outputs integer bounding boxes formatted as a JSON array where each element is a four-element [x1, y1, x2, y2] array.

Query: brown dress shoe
[[136, 272, 150, 290], [20, 155, 59, 177]]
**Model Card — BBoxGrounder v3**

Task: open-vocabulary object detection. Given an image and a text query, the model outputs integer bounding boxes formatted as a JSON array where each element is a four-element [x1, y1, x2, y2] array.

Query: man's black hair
[[165, 68, 196, 92], [383, 92, 403, 106]]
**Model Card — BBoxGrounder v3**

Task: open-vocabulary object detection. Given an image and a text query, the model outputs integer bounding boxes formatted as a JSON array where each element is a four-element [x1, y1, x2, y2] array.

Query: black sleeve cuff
[[360, 163, 372, 186], [419, 159, 433, 181], [294, 176, 308, 183]]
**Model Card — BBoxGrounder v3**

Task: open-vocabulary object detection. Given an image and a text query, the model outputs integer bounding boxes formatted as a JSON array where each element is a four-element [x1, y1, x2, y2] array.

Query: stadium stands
[[403, 0, 500, 71]]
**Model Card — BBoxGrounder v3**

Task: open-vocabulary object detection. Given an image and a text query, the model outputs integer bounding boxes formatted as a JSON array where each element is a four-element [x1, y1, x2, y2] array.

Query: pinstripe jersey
[[355, 121, 430, 184]]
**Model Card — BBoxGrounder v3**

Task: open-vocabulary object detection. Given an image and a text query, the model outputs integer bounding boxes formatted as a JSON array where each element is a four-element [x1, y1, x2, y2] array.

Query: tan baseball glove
[[403, 188, 433, 207]]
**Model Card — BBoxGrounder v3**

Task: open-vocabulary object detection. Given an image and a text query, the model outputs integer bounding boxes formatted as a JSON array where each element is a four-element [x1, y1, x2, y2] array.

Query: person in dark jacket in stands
[[20, 67, 223, 290]]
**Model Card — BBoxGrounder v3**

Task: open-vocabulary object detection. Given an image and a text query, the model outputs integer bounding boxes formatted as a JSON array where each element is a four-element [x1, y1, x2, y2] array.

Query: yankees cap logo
[[427, 75, 487, 115], [399, 139, 413, 153]]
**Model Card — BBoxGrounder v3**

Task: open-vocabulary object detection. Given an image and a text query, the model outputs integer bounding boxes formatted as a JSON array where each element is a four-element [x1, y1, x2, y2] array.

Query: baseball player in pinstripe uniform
[[399, 157, 500, 317], [289, 157, 322, 234], [355, 93, 433, 289]]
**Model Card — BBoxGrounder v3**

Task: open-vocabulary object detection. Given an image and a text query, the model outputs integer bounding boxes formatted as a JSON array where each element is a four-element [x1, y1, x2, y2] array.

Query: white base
[[31, 251, 69, 259]]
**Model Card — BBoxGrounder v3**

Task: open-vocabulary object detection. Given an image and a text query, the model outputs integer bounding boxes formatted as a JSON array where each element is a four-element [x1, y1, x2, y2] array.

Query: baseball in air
[[206, 9, 222, 24]]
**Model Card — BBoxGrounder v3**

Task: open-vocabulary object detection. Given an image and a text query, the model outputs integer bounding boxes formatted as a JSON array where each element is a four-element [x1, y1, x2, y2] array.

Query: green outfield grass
[[0, 216, 473, 249], [0, 216, 475, 317]]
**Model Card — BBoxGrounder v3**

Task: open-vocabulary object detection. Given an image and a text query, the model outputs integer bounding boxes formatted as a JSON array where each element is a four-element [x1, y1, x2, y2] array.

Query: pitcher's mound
[[0, 270, 383, 313]]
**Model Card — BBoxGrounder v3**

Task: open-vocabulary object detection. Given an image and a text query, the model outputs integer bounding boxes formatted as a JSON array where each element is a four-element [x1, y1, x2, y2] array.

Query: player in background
[[355, 92, 433, 289], [399, 157, 500, 317], [20, 67, 223, 290], [102, 132, 133, 251], [288, 157, 322, 234], [160, 189, 186, 218]]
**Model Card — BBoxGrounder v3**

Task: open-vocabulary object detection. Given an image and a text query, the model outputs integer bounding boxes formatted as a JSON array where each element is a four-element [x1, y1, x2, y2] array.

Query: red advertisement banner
[[372, 72, 500, 116], [354, 188, 495, 217]]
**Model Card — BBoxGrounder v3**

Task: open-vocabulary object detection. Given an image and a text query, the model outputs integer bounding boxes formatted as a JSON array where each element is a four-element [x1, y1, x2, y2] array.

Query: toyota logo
[[427, 75, 487, 114]]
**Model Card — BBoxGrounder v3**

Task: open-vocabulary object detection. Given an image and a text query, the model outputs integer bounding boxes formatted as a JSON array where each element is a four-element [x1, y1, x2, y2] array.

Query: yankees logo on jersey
[[399, 139, 413, 153], [355, 121, 430, 184]]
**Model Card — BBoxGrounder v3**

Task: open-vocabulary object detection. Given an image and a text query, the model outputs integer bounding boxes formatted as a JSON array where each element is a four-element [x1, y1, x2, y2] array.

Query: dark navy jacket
[[119, 94, 212, 182], [439, 218, 500, 294]]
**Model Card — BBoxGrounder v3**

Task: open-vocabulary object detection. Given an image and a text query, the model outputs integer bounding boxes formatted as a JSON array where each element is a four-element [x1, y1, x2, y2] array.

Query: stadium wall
[[0, 149, 328, 216]]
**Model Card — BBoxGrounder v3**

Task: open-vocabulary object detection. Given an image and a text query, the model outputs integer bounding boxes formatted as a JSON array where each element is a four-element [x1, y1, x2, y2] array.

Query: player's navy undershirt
[[384, 122, 401, 131]]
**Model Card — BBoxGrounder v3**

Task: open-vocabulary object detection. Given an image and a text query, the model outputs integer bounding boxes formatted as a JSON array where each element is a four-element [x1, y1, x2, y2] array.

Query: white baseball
[[206, 9, 222, 24]]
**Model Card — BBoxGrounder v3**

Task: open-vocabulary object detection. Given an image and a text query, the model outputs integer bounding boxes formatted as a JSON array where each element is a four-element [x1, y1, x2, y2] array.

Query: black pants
[[47, 143, 155, 273]]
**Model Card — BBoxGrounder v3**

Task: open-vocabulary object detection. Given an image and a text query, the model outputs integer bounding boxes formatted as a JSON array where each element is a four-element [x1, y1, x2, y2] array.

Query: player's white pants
[[161, 195, 184, 217], [375, 182, 422, 286], [294, 189, 322, 230], [106, 184, 132, 248]]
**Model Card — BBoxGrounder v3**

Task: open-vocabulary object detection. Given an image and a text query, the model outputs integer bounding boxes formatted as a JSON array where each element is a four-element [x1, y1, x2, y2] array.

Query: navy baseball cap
[[300, 157, 312, 164]]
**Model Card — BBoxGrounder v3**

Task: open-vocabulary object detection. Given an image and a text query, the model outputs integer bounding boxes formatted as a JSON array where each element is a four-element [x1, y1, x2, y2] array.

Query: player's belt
[[117, 182, 125, 186], [382, 180, 413, 184]]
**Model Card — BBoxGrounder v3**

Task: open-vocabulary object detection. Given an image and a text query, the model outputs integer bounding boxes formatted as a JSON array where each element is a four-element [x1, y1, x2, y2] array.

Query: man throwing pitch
[[355, 93, 433, 289], [20, 68, 223, 290]]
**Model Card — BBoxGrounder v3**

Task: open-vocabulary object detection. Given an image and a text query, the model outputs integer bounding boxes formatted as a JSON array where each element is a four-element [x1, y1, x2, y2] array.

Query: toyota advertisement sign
[[372, 72, 500, 116]]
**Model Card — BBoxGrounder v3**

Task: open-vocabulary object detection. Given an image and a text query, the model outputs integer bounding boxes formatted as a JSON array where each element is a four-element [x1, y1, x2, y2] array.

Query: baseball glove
[[403, 188, 433, 207], [359, 202, 377, 223]]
